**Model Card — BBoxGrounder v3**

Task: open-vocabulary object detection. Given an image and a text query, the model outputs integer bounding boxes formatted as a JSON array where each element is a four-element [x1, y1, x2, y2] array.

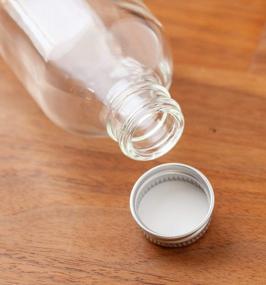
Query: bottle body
[[0, 0, 184, 160]]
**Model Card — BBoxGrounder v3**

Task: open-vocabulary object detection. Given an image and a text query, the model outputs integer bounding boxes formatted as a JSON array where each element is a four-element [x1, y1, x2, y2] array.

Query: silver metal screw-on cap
[[130, 163, 215, 247]]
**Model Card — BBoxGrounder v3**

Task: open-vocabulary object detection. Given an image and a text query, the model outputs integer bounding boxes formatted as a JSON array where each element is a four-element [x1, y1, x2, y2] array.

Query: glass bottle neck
[[106, 78, 184, 161]]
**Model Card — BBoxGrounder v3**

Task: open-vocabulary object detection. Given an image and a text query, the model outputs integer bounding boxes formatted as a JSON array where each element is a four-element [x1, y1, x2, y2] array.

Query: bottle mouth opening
[[118, 100, 184, 161]]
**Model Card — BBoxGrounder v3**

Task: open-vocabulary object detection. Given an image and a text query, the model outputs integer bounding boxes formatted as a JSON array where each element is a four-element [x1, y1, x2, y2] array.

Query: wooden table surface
[[0, 0, 265, 284]]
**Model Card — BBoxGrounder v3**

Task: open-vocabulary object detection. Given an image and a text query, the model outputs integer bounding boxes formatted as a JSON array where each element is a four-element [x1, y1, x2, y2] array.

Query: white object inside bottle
[[4, 0, 124, 98]]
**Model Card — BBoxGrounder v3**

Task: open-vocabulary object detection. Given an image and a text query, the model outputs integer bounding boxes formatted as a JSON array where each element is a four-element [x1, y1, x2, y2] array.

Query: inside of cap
[[136, 174, 210, 237]]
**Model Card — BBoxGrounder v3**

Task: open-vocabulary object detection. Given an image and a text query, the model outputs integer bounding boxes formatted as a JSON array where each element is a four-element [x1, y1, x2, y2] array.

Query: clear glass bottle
[[0, 0, 184, 161]]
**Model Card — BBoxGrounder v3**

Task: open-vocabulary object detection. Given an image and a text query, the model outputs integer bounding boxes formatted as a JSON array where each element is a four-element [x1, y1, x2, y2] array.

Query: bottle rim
[[118, 96, 184, 160]]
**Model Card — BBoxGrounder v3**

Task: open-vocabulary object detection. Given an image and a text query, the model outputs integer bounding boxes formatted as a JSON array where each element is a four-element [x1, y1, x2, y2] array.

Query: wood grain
[[0, 0, 265, 284]]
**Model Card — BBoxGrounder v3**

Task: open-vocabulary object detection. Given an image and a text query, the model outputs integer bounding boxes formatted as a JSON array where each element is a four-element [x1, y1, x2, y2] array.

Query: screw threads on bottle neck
[[106, 79, 184, 161]]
